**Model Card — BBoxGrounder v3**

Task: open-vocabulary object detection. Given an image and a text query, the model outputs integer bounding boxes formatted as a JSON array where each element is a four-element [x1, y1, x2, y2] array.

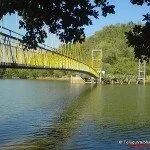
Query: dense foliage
[[82, 23, 141, 76], [126, 14, 150, 61], [0, 0, 149, 51], [0, 0, 114, 49], [0, 69, 68, 79]]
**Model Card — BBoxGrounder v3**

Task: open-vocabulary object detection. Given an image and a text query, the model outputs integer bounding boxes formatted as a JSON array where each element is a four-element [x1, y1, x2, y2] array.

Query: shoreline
[[0, 77, 70, 81], [36, 77, 70, 81], [1, 77, 150, 84]]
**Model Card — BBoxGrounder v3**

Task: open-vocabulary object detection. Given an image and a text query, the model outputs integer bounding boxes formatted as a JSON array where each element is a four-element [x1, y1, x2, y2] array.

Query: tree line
[[80, 23, 150, 76], [0, 69, 69, 79]]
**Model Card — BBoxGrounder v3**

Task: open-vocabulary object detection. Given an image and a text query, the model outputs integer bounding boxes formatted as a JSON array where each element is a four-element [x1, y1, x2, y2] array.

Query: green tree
[[111, 58, 137, 75], [0, 0, 149, 52], [81, 23, 139, 75], [0, 0, 113, 48], [0, 69, 6, 78], [126, 14, 150, 61]]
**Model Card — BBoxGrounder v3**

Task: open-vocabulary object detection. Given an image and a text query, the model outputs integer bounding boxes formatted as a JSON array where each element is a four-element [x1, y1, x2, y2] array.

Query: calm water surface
[[0, 79, 150, 150]]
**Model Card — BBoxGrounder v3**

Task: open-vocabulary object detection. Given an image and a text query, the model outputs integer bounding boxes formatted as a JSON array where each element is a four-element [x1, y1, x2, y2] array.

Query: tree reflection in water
[[3, 84, 97, 149]]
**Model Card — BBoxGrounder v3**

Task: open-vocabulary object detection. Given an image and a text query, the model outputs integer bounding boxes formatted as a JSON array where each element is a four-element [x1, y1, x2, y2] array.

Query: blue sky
[[0, 1, 149, 47], [85, 0, 149, 36]]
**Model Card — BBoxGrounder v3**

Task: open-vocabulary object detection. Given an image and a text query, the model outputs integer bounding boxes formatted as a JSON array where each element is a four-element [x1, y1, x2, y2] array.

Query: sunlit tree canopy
[[0, 0, 149, 59]]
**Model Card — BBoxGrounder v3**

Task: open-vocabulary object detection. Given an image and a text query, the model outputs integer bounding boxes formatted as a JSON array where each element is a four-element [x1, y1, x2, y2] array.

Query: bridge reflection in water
[[1, 82, 97, 149], [1, 83, 150, 150]]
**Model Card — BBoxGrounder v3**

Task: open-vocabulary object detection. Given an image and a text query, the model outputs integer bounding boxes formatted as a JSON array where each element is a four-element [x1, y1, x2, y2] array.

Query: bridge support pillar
[[70, 75, 85, 84]]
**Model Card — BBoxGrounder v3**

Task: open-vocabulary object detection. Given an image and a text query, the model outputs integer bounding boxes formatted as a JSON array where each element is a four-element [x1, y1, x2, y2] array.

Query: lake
[[0, 80, 150, 149]]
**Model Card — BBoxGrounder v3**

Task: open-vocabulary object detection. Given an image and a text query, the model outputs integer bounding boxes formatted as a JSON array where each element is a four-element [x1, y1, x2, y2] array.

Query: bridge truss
[[0, 27, 101, 78], [0, 15, 102, 79]]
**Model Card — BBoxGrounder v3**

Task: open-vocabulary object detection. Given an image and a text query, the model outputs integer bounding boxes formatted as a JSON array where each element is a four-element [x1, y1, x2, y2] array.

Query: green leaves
[[101, 2, 115, 17], [0, 0, 149, 52], [143, 13, 150, 22], [130, 0, 150, 6], [82, 23, 138, 75], [126, 14, 150, 61], [0, 0, 117, 49]]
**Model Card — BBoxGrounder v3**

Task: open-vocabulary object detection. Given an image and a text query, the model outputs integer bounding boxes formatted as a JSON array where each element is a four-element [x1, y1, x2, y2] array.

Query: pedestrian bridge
[[0, 27, 101, 79]]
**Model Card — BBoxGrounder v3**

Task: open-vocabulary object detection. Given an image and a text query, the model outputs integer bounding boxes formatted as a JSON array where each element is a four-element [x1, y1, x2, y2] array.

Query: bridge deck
[[0, 32, 99, 78]]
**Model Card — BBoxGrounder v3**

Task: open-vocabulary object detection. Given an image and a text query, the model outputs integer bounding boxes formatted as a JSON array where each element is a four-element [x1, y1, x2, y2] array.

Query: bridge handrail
[[0, 26, 55, 51], [0, 26, 23, 37], [0, 27, 98, 73]]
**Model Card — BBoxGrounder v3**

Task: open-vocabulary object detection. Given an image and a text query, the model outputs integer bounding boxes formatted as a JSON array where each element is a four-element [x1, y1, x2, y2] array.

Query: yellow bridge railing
[[0, 31, 100, 78]]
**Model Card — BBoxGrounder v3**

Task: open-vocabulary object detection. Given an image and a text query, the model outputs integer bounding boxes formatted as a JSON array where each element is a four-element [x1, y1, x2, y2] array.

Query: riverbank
[[36, 77, 70, 81], [0, 76, 70, 81], [0, 68, 69, 79]]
